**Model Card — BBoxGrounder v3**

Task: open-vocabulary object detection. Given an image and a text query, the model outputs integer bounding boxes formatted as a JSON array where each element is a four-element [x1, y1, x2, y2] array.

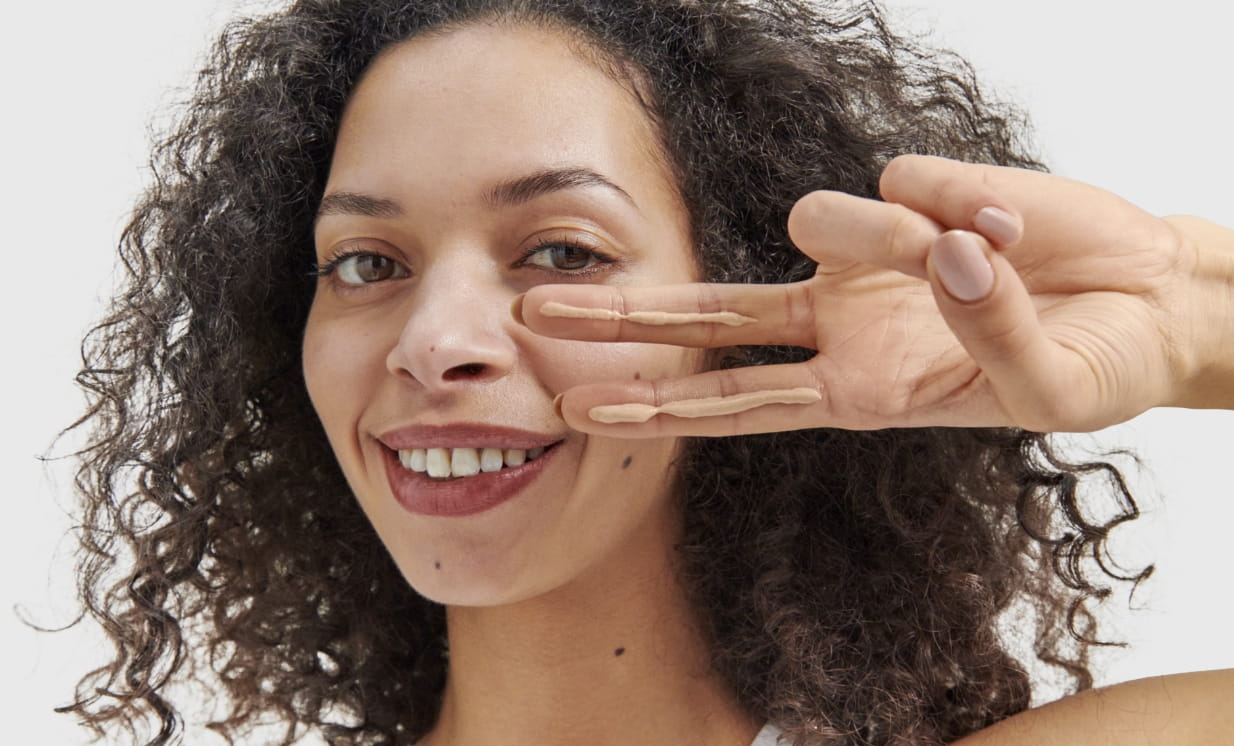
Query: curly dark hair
[[62, 0, 1149, 744]]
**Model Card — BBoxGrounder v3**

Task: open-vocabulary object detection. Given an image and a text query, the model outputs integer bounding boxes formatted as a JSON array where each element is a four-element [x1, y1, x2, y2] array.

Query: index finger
[[515, 282, 818, 349]]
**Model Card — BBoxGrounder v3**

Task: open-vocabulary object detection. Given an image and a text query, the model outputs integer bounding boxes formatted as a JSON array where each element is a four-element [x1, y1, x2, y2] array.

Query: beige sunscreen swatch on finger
[[539, 301, 756, 327], [588, 387, 821, 424]]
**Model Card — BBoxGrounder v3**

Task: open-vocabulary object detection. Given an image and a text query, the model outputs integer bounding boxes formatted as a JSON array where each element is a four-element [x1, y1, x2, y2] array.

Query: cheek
[[302, 313, 388, 444], [525, 333, 704, 393]]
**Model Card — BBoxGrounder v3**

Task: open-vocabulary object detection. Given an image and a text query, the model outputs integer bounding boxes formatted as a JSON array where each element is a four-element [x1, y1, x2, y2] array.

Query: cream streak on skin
[[589, 388, 823, 424], [539, 301, 757, 327]]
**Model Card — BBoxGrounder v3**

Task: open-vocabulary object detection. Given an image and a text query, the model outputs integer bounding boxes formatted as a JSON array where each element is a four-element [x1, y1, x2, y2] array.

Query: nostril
[[442, 362, 487, 382]]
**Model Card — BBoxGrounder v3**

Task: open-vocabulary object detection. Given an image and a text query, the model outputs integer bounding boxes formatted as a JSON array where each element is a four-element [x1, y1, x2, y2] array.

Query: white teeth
[[451, 448, 481, 478], [480, 448, 504, 472], [405, 449, 427, 472], [396, 445, 552, 479], [425, 448, 451, 479]]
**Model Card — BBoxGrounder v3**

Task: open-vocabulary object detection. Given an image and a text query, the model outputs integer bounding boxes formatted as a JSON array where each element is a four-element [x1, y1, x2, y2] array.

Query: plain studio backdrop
[[2, 1, 1231, 742]]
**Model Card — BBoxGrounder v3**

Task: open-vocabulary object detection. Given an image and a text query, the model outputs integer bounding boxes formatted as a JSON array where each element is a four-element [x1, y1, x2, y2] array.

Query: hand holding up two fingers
[[518, 155, 1234, 437]]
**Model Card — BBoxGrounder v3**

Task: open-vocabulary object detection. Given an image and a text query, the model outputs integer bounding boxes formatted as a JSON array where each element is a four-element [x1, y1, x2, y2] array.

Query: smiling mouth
[[393, 443, 561, 481]]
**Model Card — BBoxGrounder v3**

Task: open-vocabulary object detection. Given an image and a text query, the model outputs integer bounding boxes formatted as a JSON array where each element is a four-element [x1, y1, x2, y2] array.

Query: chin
[[403, 569, 552, 608], [389, 545, 560, 609]]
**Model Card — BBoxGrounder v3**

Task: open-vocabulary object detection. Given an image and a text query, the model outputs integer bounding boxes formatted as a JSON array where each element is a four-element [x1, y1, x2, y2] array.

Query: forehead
[[329, 22, 675, 203]]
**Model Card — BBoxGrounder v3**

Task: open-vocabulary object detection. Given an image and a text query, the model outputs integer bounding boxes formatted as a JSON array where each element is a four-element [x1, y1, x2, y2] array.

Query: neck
[[426, 513, 759, 746]]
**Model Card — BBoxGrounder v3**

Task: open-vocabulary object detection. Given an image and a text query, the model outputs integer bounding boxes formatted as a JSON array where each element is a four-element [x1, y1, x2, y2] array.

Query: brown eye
[[334, 253, 407, 284], [547, 245, 593, 270], [523, 241, 613, 273]]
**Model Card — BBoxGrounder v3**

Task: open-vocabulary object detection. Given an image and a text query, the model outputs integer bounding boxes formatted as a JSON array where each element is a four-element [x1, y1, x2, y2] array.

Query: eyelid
[[312, 243, 410, 286], [518, 236, 618, 275], [311, 246, 363, 278]]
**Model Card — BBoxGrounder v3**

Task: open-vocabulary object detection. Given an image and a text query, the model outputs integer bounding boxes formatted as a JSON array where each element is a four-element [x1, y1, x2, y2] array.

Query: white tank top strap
[[749, 722, 784, 746]]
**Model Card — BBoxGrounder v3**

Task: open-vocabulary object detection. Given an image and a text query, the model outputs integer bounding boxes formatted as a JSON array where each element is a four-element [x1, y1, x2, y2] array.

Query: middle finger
[[516, 282, 819, 349]]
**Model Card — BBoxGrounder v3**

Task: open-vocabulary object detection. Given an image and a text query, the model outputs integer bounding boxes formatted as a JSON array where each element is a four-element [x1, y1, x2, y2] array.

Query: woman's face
[[303, 23, 701, 607]]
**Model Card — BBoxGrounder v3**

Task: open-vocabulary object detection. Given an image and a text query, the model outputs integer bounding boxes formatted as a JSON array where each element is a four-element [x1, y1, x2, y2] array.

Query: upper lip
[[376, 423, 566, 451]]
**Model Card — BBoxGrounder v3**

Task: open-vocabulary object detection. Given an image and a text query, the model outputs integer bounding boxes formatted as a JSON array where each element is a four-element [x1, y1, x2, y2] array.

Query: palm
[[803, 237, 1177, 430]]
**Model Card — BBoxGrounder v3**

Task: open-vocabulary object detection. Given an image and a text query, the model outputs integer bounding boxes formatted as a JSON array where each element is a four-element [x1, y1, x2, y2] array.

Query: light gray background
[[3, 1, 1231, 741]]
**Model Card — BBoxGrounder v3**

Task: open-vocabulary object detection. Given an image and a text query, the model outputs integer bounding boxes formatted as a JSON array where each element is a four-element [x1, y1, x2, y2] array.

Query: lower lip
[[381, 445, 558, 517]]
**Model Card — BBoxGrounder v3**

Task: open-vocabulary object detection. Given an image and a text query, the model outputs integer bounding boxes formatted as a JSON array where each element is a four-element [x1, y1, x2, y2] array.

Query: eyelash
[[311, 239, 617, 285], [311, 247, 375, 279], [517, 238, 617, 275]]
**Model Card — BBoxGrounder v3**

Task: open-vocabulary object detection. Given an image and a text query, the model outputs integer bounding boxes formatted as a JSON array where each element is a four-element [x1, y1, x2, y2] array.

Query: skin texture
[[303, 24, 755, 746], [954, 669, 1234, 746], [1162, 215, 1234, 410]]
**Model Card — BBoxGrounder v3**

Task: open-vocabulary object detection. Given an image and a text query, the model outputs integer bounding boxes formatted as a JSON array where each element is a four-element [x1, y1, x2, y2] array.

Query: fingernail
[[933, 230, 994, 303], [552, 393, 564, 419], [973, 206, 1022, 247], [510, 294, 526, 325]]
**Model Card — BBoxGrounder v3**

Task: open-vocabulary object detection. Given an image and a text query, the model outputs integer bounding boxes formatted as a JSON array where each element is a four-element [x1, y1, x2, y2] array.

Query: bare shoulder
[[952, 669, 1234, 745]]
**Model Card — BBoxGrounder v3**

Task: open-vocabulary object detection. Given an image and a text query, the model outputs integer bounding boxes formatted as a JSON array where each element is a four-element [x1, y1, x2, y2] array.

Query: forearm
[[953, 669, 1234, 746], [1165, 215, 1234, 410]]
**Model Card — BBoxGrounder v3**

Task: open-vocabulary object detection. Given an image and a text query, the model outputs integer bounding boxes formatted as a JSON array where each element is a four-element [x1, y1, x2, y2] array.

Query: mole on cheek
[[434, 561, 442, 570], [634, 371, 641, 380], [614, 647, 625, 657], [621, 456, 633, 469]]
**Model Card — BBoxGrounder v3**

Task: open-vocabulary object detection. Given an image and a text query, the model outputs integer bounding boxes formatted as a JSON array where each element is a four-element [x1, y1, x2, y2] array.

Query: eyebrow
[[315, 166, 637, 224], [484, 167, 638, 211], [316, 191, 403, 222]]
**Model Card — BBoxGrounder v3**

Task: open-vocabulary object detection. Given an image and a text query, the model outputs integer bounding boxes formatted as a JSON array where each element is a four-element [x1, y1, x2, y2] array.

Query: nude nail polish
[[973, 206, 1022, 247], [933, 231, 994, 303]]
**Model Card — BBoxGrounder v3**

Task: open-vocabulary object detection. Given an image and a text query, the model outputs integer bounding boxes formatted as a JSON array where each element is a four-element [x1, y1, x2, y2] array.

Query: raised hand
[[517, 155, 1234, 437]]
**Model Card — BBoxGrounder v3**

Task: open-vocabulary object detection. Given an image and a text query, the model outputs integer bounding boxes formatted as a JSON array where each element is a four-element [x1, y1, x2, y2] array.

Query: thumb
[[927, 230, 1089, 431]]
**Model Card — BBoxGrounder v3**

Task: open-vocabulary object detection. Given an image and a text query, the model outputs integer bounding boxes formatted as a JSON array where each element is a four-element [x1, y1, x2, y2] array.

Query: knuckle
[[783, 285, 814, 340], [937, 168, 999, 225], [611, 289, 630, 342], [884, 210, 929, 271], [649, 378, 670, 407], [697, 285, 724, 348], [931, 174, 966, 210]]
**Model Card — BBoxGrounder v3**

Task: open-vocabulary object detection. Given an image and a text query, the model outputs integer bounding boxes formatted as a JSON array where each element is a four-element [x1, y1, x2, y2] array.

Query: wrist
[[1164, 215, 1234, 410]]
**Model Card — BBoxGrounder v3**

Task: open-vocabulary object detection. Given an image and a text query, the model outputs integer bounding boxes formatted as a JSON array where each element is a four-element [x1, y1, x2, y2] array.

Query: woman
[[58, 0, 1233, 744]]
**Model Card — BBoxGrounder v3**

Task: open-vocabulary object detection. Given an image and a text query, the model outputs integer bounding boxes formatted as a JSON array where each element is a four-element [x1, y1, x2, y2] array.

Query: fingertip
[[973, 206, 1023, 248], [786, 189, 827, 247], [510, 293, 526, 325], [931, 230, 995, 304], [879, 154, 916, 191]]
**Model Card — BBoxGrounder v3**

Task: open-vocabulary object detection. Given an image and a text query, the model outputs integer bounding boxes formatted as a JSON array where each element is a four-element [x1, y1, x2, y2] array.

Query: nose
[[386, 272, 517, 390]]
